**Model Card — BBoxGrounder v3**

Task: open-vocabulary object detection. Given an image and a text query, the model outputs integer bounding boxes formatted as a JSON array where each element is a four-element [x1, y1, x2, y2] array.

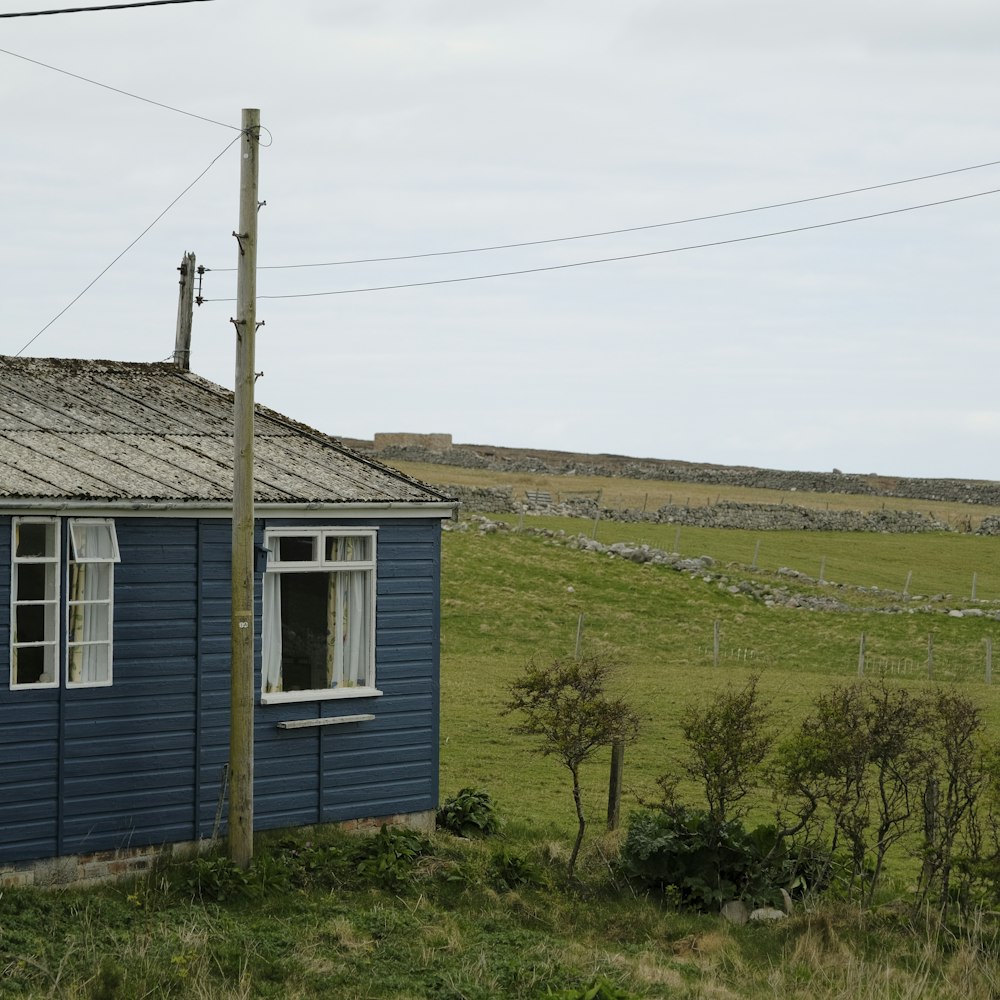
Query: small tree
[[676, 672, 774, 827], [776, 680, 932, 905], [862, 683, 930, 907], [917, 688, 987, 916], [505, 654, 640, 879]]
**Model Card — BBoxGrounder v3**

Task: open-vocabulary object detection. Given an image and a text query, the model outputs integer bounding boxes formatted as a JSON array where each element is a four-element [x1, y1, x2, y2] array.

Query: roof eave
[[0, 498, 458, 519]]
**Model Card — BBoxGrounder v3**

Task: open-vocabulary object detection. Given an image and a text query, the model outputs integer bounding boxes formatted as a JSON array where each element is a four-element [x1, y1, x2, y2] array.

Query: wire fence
[[701, 629, 994, 685]]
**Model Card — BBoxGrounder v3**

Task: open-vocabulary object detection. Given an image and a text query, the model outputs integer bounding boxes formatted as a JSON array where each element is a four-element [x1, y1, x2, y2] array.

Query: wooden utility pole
[[173, 251, 196, 370], [229, 108, 260, 869]]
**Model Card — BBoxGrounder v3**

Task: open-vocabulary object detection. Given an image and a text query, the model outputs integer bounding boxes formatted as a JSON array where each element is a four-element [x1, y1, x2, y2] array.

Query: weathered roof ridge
[[0, 355, 453, 507]]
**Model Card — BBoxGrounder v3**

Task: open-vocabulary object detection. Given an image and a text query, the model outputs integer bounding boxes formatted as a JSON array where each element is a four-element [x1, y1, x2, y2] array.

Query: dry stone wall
[[445, 489, 952, 533], [359, 441, 1000, 506], [346, 437, 1000, 532], [578, 499, 949, 533]]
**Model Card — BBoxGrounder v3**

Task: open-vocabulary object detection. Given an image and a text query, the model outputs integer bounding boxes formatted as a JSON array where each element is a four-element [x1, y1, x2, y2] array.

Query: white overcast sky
[[3, 0, 999, 479]]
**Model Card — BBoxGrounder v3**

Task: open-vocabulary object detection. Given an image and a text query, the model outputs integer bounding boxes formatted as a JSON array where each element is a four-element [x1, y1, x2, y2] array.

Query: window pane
[[279, 572, 329, 690], [17, 562, 52, 602], [325, 535, 371, 562], [69, 606, 110, 644], [13, 645, 54, 685], [330, 569, 371, 686], [69, 521, 118, 561], [16, 521, 55, 559], [16, 603, 48, 644], [70, 562, 111, 603], [278, 536, 316, 563], [68, 643, 110, 685]]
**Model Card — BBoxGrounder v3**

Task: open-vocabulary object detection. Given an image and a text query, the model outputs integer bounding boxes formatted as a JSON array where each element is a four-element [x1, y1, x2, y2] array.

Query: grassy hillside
[[439, 517, 1000, 844]]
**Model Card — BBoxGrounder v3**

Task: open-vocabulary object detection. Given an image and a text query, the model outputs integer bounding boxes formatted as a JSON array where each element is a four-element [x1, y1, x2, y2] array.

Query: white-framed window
[[261, 527, 379, 704], [10, 517, 120, 690], [67, 519, 120, 687], [11, 517, 59, 688]]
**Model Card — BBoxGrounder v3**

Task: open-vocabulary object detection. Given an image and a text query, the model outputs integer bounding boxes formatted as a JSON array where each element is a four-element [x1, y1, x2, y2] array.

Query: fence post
[[714, 619, 720, 667], [819, 557, 826, 584], [857, 634, 866, 677], [607, 740, 624, 831], [674, 526, 681, 555], [574, 614, 585, 659], [751, 539, 760, 570], [903, 570, 912, 598], [971, 572, 978, 601]]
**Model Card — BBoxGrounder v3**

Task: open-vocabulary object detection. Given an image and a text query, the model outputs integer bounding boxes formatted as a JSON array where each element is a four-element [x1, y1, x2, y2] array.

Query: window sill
[[260, 687, 383, 706], [277, 714, 375, 730]]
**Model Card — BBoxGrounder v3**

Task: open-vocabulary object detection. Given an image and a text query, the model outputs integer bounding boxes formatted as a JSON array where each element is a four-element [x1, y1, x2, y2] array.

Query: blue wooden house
[[0, 356, 454, 885]]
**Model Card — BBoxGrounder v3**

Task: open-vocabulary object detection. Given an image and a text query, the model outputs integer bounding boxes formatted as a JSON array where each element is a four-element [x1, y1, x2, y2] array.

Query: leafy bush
[[270, 837, 350, 890], [487, 844, 545, 890], [620, 806, 792, 911], [437, 787, 502, 838], [173, 854, 254, 902], [351, 825, 433, 888]]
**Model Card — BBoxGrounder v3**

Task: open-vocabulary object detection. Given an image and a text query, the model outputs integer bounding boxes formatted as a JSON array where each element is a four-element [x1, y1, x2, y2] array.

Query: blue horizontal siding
[[0, 517, 61, 863], [0, 514, 442, 866], [323, 785, 435, 821]]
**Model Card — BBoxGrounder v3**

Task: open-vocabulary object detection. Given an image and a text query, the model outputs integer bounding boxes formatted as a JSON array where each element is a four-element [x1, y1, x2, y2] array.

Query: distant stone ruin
[[373, 432, 452, 454]]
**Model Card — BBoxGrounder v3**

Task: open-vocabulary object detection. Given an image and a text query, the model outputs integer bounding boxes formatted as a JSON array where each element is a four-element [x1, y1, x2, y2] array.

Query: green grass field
[[439, 517, 1000, 845]]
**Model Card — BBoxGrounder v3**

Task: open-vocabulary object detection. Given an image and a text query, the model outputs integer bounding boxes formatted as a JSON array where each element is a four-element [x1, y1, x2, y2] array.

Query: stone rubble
[[444, 515, 1000, 621]]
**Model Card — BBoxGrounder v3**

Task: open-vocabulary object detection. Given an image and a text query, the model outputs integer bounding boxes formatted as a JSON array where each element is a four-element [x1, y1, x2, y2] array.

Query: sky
[[3, 0, 999, 480]]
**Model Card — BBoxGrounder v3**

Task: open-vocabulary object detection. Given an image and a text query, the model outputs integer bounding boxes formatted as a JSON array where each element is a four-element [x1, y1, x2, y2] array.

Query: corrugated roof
[[0, 357, 452, 508]]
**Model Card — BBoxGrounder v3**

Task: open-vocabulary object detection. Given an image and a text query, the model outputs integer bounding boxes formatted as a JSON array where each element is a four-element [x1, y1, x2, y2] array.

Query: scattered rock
[[721, 900, 749, 925], [749, 907, 787, 922]]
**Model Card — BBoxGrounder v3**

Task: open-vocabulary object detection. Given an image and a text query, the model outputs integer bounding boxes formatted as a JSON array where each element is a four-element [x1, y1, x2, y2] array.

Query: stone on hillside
[[749, 907, 787, 922], [721, 900, 748, 925]]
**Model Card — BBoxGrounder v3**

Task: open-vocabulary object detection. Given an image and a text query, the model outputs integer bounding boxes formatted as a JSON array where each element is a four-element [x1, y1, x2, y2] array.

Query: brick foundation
[[0, 810, 436, 889]]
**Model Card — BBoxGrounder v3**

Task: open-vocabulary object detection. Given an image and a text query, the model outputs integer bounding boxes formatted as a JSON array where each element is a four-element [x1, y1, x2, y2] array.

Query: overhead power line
[[200, 186, 1000, 302], [16, 133, 242, 356], [0, 46, 238, 130], [0, 0, 213, 16], [206, 155, 1000, 273]]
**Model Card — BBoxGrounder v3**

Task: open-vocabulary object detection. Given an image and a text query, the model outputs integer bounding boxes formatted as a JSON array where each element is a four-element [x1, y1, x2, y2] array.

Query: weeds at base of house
[[3, 822, 1000, 1000]]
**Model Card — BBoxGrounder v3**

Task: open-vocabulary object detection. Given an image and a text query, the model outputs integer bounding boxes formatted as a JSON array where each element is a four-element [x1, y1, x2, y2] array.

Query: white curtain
[[72, 523, 117, 560], [261, 572, 283, 692], [67, 520, 117, 684], [68, 561, 111, 683], [328, 570, 369, 687]]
